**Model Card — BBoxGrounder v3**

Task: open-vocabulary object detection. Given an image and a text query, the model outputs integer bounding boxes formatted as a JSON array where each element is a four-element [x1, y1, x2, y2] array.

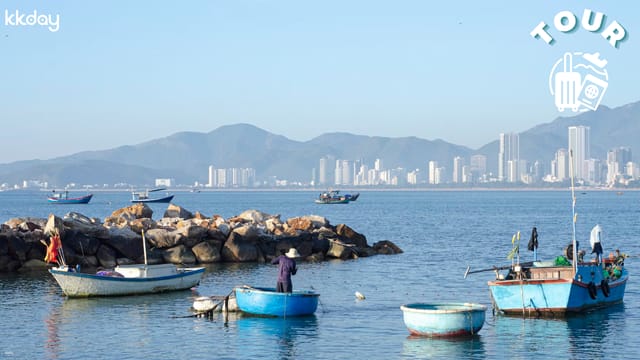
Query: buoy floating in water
[[355, 291, 365, 300]]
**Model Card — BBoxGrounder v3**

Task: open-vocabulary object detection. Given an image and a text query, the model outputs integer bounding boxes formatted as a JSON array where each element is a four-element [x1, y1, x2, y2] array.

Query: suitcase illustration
[[555, 52, 581, 112]]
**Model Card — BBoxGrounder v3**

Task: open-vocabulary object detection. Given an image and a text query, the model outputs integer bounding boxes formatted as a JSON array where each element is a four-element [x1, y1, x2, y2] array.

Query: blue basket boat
[[400, 303, 487, 337], [234, 286, 319, 317]]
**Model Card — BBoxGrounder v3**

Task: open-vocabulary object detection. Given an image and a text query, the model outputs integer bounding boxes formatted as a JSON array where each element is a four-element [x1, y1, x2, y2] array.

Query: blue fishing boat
[[47, 190, 93, 204], [234, 286, 319, 317], [473, 150, 629, 316], [314, 190, 359, 204], [400, 303, 487, 337]]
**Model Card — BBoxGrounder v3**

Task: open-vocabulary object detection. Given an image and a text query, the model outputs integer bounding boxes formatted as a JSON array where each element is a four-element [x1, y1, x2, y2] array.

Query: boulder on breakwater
[[0, 203, 403, 272]]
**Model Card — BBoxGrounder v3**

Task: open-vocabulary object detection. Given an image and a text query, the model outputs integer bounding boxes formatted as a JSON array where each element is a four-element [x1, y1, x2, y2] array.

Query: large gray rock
[[326, 239, 355, 260], [44, 214, 65, 238], [207, 227, 228, 242], [18, 259, 49, 271], [145, 228, 182, 249], [192, 241, 222, 263], [163, 245, 196, 264], [63, 229, 101, 256], [373, 240, 404, 255], [106, 203, 153, 223], [230, 210, 274, 224], [96, 244, 117, 268], [286, 217, 313, 232], [221, 232, 258, 262], [104, 228, 143, 260], [301, 215, 329, 229], [0, 233, 8, 256], [7, 233, 28, 262], [0, 255, 21, 272], [175, 221, 208, 247], [336, 224, 367, 247], [163, 204, 194, 219]]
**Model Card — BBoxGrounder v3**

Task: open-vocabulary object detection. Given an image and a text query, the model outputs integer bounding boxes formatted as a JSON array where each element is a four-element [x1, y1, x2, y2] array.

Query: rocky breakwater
[[0, 203, 403, 272]]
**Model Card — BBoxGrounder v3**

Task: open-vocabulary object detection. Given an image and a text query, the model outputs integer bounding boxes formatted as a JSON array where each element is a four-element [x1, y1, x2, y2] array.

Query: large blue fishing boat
[[475, 151, 629, 316]]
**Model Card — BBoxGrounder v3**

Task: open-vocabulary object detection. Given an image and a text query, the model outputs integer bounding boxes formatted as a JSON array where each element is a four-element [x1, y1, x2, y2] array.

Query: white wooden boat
[[49, 263, 205, 297]]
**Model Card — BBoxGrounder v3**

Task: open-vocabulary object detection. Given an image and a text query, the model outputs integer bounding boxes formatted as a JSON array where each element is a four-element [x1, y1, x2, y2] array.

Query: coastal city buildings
[[5, 126, 637, 191], [306, 125, 635, 188]]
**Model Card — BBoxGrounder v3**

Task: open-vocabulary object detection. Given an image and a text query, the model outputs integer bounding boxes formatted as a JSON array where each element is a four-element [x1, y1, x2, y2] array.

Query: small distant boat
[[47, 190, 93, 204], [49, 264, 205, 297], [315, 190, 359, 204], [131, 187, 174, 203], [400, 303, 487, 337], [234, 286, 319, 317]]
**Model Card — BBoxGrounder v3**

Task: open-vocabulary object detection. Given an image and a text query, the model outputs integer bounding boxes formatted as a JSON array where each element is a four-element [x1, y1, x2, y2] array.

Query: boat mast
[[142, 229, 148, 267], [569, 150, 578, 275]]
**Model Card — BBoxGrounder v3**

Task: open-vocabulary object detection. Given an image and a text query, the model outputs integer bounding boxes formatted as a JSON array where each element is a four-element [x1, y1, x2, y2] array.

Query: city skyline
[[4, 121, 639, 191]]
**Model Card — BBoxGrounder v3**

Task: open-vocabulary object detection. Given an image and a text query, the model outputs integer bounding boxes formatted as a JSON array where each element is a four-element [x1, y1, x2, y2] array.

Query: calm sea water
[[1, 190, 639, 359]]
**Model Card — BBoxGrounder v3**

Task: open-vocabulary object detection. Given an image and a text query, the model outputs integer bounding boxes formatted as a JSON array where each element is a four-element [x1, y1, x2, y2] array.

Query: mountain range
[[1, 100, 639, 187]]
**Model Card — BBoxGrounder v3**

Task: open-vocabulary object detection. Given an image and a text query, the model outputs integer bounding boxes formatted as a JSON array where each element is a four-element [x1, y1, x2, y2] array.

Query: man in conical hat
[[271, 248, 300, 293]]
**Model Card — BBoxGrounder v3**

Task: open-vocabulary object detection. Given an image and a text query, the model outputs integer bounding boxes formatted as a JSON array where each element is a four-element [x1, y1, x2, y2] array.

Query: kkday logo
[[4, 9, 60, 32], [530, 9, 628, 113]]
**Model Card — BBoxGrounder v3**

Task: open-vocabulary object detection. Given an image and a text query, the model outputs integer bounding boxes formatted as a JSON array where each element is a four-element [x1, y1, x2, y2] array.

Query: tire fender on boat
[[587, 282, 597, 300], [601, 280, 610, 297]]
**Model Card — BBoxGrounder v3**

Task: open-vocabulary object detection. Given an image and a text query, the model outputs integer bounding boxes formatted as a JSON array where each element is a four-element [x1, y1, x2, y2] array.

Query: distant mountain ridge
[[1, 100, 639, 187]]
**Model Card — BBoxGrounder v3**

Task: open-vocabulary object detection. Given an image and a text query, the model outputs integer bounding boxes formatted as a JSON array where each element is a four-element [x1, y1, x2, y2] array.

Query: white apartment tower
[[568, 126, 590, 180], [207, 165, 215, 187], [428, 161, 438, 184], [452, 156, 464, 183], [499, 133, 519, 182]]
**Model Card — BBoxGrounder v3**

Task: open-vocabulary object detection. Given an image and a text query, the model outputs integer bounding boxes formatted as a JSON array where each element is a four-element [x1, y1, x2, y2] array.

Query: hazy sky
[[1, 1, 638, 163]]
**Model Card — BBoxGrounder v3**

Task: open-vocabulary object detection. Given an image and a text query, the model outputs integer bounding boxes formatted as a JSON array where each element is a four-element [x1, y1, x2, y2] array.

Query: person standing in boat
[[590, 224, 604, 265], [272, 248, 299, 293]]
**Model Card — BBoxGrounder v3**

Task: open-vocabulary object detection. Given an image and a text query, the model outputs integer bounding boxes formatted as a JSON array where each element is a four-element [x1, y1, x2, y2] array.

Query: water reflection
[[491, 304, 626, 359], [235, 315, 319, 359], [402, 335, 486, 359]]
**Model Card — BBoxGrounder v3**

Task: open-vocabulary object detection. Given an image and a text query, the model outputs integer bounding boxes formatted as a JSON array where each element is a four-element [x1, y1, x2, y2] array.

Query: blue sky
[[1, 1, 638, 163]]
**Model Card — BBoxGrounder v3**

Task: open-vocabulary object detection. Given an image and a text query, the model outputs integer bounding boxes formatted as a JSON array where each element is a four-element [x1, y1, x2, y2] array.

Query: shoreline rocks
[[0, 203, 402, 272]]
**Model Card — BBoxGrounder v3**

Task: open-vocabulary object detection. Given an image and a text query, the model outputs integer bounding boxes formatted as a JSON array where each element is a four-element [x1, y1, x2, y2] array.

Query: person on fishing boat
[[590, 224, 604, 265], [272, 248, 299, 293]]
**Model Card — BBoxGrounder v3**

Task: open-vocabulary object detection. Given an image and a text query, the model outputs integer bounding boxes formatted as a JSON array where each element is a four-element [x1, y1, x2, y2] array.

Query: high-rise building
[[452, 156, 464, 183], [499, 133, 519, 182], [470, 154, 487, 179], [555, 148, 568, 181], [374, 158, 383, 171], [319, 156, 335, 186], [428, 161, 438, 184], [606, 147, 632, 183], [207, 165, 215, 187], [568, 126, 590, 180]]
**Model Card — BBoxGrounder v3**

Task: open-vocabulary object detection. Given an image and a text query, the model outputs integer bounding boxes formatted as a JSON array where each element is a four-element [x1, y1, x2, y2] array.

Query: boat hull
[[131, 195, 174, 203], [400, 303, 487, 337], [489, 264, 628, 316], [314, 198, 349, 204], [234, 286, 319, 317], [49, 265, 204, 297], [47, 194, 93, 204]]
